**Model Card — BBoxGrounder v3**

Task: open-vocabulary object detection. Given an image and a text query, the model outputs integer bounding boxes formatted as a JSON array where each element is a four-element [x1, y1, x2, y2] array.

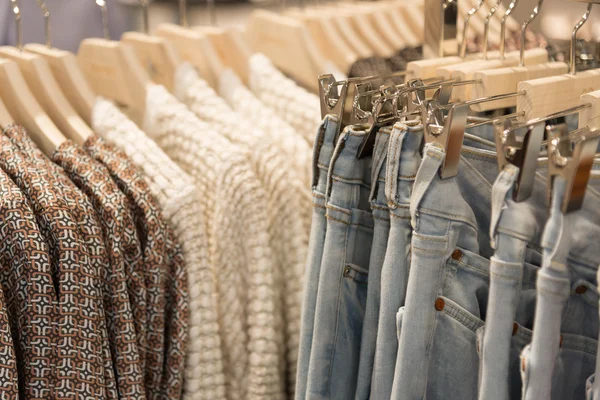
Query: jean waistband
[[369, 125, 392, 210], [312, 114, 340, 191]]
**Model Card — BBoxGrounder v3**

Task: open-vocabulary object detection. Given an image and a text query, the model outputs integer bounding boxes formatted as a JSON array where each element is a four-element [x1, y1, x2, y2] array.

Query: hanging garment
[[83, 135, 189, 400], [52, 140, 147, 399], [371, 121, 424, 400], [247, 53, 322, 146], [521, 177, 600, 400], [306, 125, 374, 399], [478, 165, 546, 400], [218, 69, 313, 193], [355, 126, 392, 400], [0, 125, 116, 399], [173, 62, 309, 394], [0, 166, 55, 399], [91, 97, 227, 400], [295, 115, 341, 400], [142, 83, 285, 400], [0, 286, 17, 398], [391, 138, 501, 400]]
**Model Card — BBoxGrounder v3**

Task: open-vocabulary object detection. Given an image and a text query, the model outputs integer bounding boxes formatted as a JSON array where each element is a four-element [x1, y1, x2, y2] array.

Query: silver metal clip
[[547, 125, 600, 212], [424, 91, 526, 179], [495, 119, 545, 202]]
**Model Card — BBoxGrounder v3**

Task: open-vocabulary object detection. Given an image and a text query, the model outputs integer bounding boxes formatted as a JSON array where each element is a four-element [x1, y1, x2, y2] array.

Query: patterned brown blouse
[[0, 287, 18, 399], [53, 141, 147, 399], [0, 125, 116, 399], [0, 166, 56, 399], [84, 135, 189, 400]]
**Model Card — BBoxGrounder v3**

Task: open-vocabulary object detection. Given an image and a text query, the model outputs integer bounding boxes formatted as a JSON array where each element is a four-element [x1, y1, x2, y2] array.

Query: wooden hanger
[[156, 24, 224, 89], [340, 2, 406, 51], [516, 3, 600, 122], [0, 58, 66, 155], [78, 0, 149, 124], [78, 39, 149, 125], [0, 96, 14, 130], [284, 8, 359, 74], [25, 44, 96, 126], [120, 1, 180, 92], [0, 47, 94, 145], [333, 6, 395, 58], [246, 10, 330, 91], [385, 2, 420, 48], [316, 7, 372, 59]]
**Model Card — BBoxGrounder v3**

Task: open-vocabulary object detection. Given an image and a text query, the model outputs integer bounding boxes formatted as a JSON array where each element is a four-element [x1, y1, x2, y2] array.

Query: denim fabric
[[355, 126, 392, 400], [521, 177, 600, 400], [478, 165, 548, 400], [296, 115, 340, 399], [370, 121, 423, 399], [306, 125, 374, 399], [391, 142, 506, 400]]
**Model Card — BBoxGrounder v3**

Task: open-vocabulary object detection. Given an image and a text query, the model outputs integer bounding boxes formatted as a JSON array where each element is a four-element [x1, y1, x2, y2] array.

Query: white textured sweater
[[174, 63, 309, 394], [142, 85, 286, 400], [247, 54, 322, 147], [91, 98, 227, 400], [218, 68, 313, 196]]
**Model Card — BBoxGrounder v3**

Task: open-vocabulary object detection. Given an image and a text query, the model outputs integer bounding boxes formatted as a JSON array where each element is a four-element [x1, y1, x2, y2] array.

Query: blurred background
[[1, 0, 599, 54]]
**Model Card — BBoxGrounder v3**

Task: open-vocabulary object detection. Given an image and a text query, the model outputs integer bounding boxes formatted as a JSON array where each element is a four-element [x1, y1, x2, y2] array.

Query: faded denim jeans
[[521, 177, 600, 400], [355, 126, 392, 400], [391, 142, 502, 400], [296, 115, 340, 399], [370, 121, 423, 399], [306, 126, 374, 399]]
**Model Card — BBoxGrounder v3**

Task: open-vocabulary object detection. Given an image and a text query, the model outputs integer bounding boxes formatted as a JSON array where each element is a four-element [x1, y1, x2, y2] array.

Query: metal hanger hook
[[95, 0, 110, 40], [570, 3, 593, 75], [35, 0, 51, 48], [500, 0, 519, 59], [179, 0, 188, 27], [138, 0, 150, 35], [460, 0, 485, 59], [519, 0, 544, 67], [11, 0, 22, 51], [483, 0, 503, 60]]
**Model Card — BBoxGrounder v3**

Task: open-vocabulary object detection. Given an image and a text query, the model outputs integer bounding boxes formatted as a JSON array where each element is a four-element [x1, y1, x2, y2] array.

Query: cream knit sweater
[[218, 69, 313, 195], [247, 53, 322, 147], [91, 98, 227, 400], [142, 85, 286, 400], [174, 63, 309, 394]]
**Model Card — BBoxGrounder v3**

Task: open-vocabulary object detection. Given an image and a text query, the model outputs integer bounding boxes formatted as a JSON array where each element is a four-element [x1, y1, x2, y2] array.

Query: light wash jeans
[[521, 177, 600, 400], [355, 126, 392, 400], [370, 121, 423, 399], [296, 115, 340, 400], [391, 141, 510, 400], [306, 126, 374, 399], [478, 165, 547, 400]]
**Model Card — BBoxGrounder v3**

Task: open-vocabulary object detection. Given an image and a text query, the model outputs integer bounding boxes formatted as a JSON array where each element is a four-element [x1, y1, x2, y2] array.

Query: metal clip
[[495, 119, 545, 202], [547, 125, 600, 212], [424, 91, 526, 179]]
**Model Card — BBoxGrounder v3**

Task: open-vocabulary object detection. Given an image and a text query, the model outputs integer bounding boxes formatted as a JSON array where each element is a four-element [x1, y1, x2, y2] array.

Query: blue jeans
[[355, 126, 392, 400], [296, 115, 340, 400], [521, 177, 600, 400], [306, 126, 374, 399], [371, 121, 424, 399], [391, 142, 512, 400], [478, 165, 546, 400]]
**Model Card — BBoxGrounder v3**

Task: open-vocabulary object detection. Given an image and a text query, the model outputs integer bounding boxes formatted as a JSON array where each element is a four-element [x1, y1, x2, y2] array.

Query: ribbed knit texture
[[91, 98, 227, 400], [247, 54, 321, 147], [142, 84, 286, 400], [174, 63, 309, 395], [218, 68, 312, 195]]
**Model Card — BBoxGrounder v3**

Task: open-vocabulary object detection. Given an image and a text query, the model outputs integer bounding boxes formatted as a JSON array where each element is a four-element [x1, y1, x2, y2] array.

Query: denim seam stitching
[[326, 223, 352, 396], [390, 214, 410, 220], [326, 205, 352, 215], [442, 302, 484, 332], [413, 246, 446, 255], [490, 271, 525, 282], [417, 207, 478, 230], [537, 287, 570, 298]]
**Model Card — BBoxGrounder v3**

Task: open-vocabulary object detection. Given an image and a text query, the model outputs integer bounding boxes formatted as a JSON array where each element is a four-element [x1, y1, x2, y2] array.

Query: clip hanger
[[495, 119, 545, 202], [423, 91, 526, 179], [547, 124, 600, 212]]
